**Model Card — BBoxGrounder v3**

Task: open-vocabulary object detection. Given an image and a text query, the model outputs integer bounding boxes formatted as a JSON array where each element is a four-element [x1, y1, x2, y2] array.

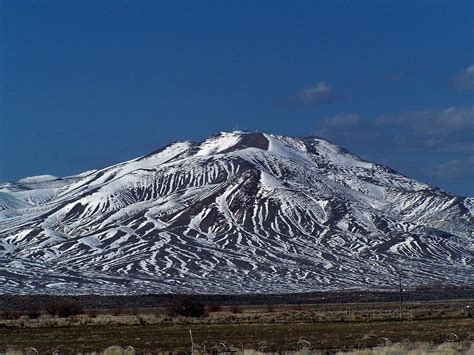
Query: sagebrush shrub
[[208, 304, 222, 312], [26, 307, 41, 319], [230, 305, 242, 314], [165, 294, 207, 317], [45, 300, 83, 317], [1, 309, 23, 320]]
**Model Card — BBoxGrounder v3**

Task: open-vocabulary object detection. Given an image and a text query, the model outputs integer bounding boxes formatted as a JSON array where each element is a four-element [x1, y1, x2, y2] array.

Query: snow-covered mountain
[[0, 131, 472, 294]]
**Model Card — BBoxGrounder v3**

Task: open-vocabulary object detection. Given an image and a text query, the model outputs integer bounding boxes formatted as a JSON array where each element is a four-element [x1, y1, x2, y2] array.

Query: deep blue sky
[[1, 1, 473, 196]]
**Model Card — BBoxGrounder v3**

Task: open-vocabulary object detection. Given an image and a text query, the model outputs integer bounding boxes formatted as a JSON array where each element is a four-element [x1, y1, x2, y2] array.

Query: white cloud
[[375, 106, 474, 134], [295, 82, 337, 104], [452, 65, 474, 91], [430, 155, 474, 179], [314, 106, 474, 189], [323, 113, 360, 127]]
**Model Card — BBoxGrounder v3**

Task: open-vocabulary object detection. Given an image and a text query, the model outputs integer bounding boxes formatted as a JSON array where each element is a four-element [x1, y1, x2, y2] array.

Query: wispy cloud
[[430, 155, 474, 179], [375, 106, 474, 135], [373, 106, 474, 154], [314, 105, 474, 193], [451, 65, 474, 91], [323, 113, 360, 127], [292, 82, 338, 105]]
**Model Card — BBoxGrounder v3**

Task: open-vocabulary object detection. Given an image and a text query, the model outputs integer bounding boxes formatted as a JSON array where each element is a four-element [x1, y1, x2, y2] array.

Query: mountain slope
[[0, 131, 472, 294]]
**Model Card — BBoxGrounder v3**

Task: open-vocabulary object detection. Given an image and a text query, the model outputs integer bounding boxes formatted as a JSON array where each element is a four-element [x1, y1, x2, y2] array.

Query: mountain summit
[[1, 131, 472, 294]]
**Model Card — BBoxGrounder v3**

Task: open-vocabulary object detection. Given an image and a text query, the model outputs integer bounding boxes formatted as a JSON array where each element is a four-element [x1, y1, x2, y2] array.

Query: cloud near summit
[[314, 105, 474, 192], [451, 65, 474, 91], [292, 82, 338, 105]]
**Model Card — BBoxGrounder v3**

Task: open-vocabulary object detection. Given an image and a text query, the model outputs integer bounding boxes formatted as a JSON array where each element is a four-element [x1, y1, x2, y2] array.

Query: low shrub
[[165, 294, 207, 317], [207, 304, 222, 312], [266, 305, 275, 312], [26, 307, 41, 319], [230, 305, 242, 314], [45, 300, 83, 318], [1, 309, 23, 320], [154, 308, 164, 317], [111, 307, 123, 316]]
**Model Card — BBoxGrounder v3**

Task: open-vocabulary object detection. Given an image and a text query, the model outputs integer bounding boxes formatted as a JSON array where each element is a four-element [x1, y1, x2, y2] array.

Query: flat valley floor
[[1, 298, 473, 353]]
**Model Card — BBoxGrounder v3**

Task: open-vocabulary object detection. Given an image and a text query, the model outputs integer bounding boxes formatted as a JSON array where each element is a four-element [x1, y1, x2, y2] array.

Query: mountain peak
[[196, 131, 270, 156]]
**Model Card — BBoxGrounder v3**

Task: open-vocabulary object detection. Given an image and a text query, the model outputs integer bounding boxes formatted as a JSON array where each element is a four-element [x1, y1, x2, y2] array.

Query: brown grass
[[0, 318, 473, 353], [0, 299, 472, 353]]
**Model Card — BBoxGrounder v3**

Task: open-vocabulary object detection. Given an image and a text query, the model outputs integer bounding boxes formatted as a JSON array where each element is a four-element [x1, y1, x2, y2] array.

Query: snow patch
[[18, 175, 59, 183], [196, 132, 241, 156]]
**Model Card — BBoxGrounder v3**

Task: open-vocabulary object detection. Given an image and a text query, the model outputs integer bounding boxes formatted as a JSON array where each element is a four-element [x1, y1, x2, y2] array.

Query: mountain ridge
[[0, 131, 472, 294]]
